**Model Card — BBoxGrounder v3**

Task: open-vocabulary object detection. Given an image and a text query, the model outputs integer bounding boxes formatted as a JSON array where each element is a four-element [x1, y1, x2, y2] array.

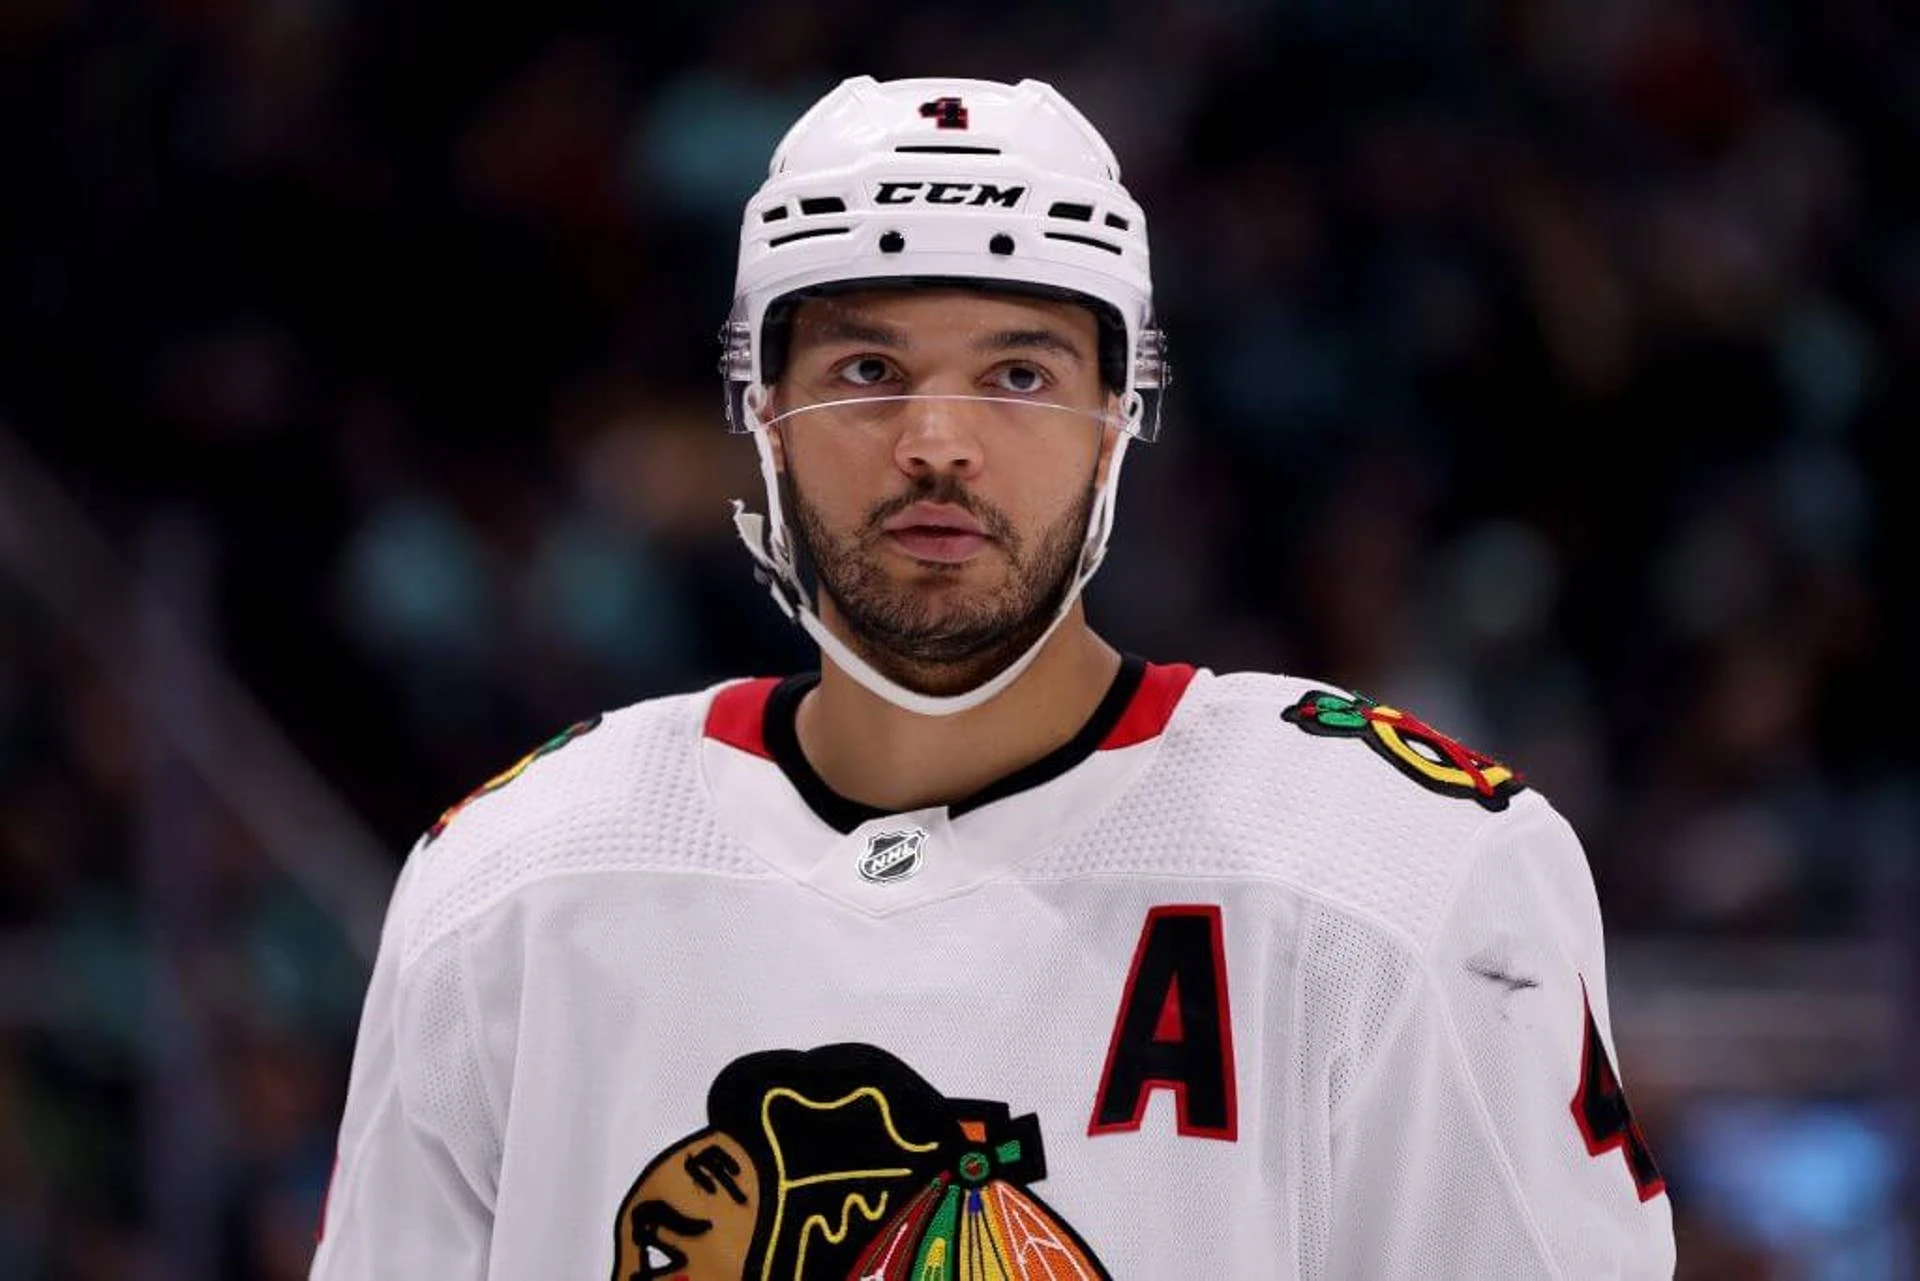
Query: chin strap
[[729, 390, 1134, 718]]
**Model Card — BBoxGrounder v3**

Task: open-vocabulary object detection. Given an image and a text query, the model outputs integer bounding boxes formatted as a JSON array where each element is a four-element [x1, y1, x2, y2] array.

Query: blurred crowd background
[[1, 0, 1915, 1277]]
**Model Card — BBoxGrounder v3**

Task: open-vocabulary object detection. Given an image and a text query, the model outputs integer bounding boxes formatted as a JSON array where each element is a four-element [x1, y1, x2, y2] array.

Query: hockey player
[[311, 76, 1676, 1279]]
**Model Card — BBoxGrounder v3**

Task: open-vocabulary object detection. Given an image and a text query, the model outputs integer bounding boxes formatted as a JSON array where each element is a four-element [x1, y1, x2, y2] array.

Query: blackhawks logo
[[1282, 690, 1525, 811], [611, 1043, 1108, 1280], [424, 714, 603, 844]]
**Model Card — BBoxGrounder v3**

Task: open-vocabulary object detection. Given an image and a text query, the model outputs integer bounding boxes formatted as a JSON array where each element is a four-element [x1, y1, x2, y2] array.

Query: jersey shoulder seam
[[392, 686, 729, 966], [1322, 804, 1504, 1132], [1425, 949, 1570, 1276], [1416, 791, 1564, 967]]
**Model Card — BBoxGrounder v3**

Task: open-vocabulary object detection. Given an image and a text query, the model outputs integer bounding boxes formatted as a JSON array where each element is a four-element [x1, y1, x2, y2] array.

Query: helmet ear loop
[[728, 383, 819, 626], [743, 385, 795, 571], [1077, 420, 1132, 584], [1071, 388, 1144, 582]]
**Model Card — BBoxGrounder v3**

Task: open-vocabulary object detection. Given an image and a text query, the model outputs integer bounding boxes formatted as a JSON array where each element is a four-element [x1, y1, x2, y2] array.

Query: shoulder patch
[[423, 713, 603, 845], [1281, 690, 1524, 811]]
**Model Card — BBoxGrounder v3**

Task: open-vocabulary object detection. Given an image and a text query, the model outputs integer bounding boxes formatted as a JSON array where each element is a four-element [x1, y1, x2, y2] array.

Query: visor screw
[[879, 230, 905, 253], [989, 233, 1014, 255]]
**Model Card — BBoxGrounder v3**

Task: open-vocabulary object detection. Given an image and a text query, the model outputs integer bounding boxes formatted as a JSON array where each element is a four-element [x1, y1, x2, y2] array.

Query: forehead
[[786, 287, 1099, 349]]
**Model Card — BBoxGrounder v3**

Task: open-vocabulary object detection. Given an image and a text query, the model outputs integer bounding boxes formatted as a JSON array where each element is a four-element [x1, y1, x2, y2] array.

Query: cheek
[[779, 431, 864, 523], [999, 428, 1104, 510], [781, 421, 889, 488]]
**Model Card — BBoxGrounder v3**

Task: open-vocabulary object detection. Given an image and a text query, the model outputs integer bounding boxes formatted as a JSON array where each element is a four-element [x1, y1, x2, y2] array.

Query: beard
[[786, 469, 1096, 698]]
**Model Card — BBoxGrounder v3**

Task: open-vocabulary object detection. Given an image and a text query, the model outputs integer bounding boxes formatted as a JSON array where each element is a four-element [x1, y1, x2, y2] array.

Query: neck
[[794, 605, 1123, 814]]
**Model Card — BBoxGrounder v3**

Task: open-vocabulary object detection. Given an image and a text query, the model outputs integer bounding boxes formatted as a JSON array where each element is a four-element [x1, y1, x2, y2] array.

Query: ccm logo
[[873, 181, 1026, 208]]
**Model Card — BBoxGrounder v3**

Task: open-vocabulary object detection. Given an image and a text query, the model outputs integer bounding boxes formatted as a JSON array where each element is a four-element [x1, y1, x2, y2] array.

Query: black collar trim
[[762, 655, 1149, 835]]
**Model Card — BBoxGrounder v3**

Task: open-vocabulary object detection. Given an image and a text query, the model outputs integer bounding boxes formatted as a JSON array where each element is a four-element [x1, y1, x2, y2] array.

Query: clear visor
[[718, 287, 1168, 441], [760, 391, 1127, 436]]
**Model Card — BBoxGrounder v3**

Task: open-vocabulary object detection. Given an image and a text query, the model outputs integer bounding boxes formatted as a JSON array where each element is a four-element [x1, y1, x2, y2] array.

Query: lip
[[882, 502, 991, 564], [882, 502, 985, 537], [886, 528, 990, 563]]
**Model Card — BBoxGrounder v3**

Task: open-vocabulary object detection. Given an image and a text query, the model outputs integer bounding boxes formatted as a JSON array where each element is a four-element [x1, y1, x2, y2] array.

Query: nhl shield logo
[[858, 828, 926, 884]]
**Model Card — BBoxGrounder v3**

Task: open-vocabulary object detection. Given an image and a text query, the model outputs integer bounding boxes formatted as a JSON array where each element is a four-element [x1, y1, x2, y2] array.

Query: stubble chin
[[790, 492, 1088, 699], [838, 584, 1060, 697], [823, 555, 1049, 697]]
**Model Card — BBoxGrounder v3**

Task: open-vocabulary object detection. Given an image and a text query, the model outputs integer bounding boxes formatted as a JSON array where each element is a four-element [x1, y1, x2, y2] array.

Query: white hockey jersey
[[310, 658, 1676, 1280]]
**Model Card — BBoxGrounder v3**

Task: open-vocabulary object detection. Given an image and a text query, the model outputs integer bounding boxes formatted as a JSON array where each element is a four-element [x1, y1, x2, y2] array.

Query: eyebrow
[[803, 316, 908, 348], [972, 327, 1085, 363], [801, 316, 1085, 363]]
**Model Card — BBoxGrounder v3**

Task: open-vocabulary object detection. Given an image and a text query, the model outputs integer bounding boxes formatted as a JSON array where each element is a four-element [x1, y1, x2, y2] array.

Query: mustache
[[863, 475, 1018, 545]]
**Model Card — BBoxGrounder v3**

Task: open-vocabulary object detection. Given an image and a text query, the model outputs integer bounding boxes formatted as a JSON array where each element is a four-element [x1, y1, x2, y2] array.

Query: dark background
[[1, 1, 1914, 1277]]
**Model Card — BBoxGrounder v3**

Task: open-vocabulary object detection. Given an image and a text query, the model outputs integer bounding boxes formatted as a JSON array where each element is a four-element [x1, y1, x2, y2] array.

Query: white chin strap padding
[[730, 390, 1133, 718]]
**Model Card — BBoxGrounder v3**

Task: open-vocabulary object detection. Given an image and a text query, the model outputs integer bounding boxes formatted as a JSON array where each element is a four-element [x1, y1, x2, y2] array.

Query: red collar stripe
[[705, 662, 1196, 759], [704, 677, 781, 760], [1099, 662, 1197, 751]]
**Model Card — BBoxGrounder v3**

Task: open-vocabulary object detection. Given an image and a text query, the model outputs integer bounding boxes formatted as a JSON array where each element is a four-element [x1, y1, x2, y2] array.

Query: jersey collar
[[705, 654, 1195, 834]]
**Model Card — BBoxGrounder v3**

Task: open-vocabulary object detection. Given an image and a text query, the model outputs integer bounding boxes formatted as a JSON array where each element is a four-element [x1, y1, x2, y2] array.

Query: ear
[[1094, 417, 1123, 487], [761, 389, 789, 474]]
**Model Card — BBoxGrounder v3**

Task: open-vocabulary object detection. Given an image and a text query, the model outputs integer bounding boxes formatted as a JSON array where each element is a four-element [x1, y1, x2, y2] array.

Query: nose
[[892, 395, 983, 480]]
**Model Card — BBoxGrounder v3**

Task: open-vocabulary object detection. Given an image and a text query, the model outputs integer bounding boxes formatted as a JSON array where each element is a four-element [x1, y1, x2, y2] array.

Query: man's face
[[769, 287, 1117, 697]]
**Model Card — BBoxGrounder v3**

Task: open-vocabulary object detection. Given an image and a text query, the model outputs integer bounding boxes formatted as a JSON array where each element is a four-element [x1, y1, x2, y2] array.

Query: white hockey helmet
[[723, 76, 1168, 718], [720, 75, 1167, 439]]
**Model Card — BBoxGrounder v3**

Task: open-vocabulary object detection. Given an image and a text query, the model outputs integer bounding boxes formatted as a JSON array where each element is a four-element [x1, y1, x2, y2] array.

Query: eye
[[991, 363, 1050, 394], [837, 356, 896, 387]]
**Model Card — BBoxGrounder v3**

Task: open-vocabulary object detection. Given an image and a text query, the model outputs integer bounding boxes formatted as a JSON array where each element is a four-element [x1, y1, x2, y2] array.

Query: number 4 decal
[[918, 96, 968, 129], [1571, 977, 1666, 1201]]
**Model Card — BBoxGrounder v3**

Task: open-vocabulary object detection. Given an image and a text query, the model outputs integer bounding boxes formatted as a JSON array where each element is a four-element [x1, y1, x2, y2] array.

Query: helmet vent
[[1104, 212, 1131, 230], [760, 206, 789, 222], [893, 144, 1001, 155], [768, 226, 851, 248], [1047, 202, 1093, 221], [798, 196, 846, 215], [1042, 230, 1123, 255]]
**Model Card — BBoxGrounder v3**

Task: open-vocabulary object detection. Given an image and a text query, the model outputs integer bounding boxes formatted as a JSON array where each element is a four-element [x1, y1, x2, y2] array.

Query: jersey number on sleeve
[[1571, 978, 1666, 1201]]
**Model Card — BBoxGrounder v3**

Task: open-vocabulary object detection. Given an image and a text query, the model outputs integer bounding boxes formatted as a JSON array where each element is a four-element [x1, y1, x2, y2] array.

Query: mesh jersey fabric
[[311, 665, 1675, 1280]]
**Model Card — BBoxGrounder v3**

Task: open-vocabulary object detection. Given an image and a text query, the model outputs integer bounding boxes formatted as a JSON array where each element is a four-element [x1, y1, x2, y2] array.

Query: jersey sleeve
[[309, 852, 500, 1279], [1326, 799, 1676, 1279]]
